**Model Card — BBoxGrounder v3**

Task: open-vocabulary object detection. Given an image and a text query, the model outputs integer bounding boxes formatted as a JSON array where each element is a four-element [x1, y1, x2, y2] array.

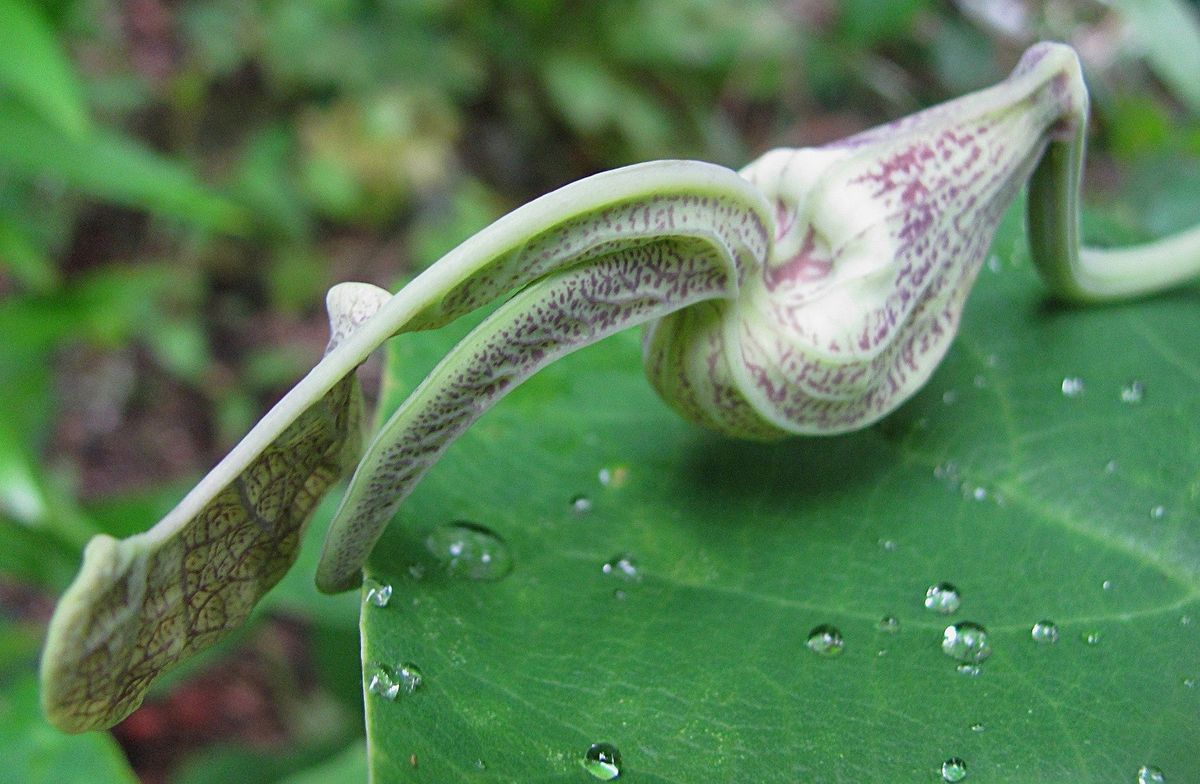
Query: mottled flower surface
[[645, 43, 1085, 437]]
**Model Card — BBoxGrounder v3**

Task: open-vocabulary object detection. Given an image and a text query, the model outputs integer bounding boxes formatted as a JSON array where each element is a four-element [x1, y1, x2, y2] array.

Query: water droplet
[[971, 486, 987, 502], [363, 578, 392, 608], [877, 615, 900, 633], [602, 554, 640, 581], [942, 389, 959, 405], [1182, 677, 1196, 688], [598, 465, 629, 488], [879, 538, 899, 552], [942, 622, 992, 664], [397, 662, 423, 693], [924, 582, 962, 615], [1102, 580, 1114, 591], [612, 589, 627, 601], [1061, 377, 1085, 397], [425, 521, 514, 581], [955, 663, 982, 676], [876, 648, 889, 657], [473, 759, 487, 771], [366, 663, 400, 700], [1083, 630, 1102, 645], [934, 461, 960, 482], [1120, 380, 1145, 404], [985, 354, 999, 367], [1150, 505, 1166, 520], [1137, 765, 1166, 783], [582, 742, 622, 780], [1030, 620, 1059, 644], [805, 624, 845, 657], [941, 756, 968, 782], [1182, 615, 1194, 626], [1104, 459, 1118, 474], [969, 722, 985, 733], [987, 254, 1002, 272], [570, 494, 594, 515]]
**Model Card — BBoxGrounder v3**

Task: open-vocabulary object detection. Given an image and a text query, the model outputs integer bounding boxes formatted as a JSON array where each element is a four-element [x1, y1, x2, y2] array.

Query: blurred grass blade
[[1109, 0, 1200, 115], [0, 102, 249, 234], [0, 0, 90, 136], [0, 215, 60, 293]]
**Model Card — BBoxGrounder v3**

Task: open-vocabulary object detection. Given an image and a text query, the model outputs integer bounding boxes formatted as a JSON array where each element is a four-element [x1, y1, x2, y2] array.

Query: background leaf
[[0, 0, 90, 136], [360, 209, 1200, 781]]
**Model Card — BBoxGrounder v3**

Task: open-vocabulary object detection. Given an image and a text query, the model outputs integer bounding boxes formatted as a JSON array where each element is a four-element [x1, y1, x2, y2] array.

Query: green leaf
[[0, 675, 137, 784], [0, 0, 90, 136], [361, 213, 1200, 781], [1109, 0, 1200, 116], [0, 102, 247, 234]]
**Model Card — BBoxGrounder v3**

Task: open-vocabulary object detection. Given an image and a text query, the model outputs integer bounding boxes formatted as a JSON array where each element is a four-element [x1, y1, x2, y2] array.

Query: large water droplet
[[924, 582, 962, 614], [1137, 765, 1166, 783], [1061, 377, 1085, 397], [366, 663, 400, 700], [1150, 505, 1166, 520], [582, 742, 622, 780], [805, 624, 845, 657], [877, 615, 900, 633], [879, 538, 899, 552], [1030, 621, 1059, 644], [602, 554, 640, 581], [363, 578, 392, 608], [941, 757, 968, 782], [570, 495, 594, 515], [942, 622, 991, 664], [1120, 380, 1145, 404], [425, 521, 513, 581]]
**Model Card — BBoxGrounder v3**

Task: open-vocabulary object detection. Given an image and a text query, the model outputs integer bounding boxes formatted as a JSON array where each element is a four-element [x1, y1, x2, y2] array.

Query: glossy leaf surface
[[361, 213, 1200, 781]]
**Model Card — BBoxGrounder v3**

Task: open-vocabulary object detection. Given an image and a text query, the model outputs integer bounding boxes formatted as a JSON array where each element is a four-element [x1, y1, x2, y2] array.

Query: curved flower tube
[[40, 42, 1200, 732]]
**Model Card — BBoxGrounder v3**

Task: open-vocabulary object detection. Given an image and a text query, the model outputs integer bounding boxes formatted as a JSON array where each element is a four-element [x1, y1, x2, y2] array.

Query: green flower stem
[[1028, 116, 1200, 302]]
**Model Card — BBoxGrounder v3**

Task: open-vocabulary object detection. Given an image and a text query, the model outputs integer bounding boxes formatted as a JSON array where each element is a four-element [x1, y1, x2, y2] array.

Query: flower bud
[[645, 43, 1086, 436]]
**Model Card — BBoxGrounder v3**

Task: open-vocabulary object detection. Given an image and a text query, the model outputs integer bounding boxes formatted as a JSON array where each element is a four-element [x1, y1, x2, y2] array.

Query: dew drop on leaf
[[805, 624, 844, 657], [598, 465, 629, 488], [397, 662, 423, 694], [877, 615, 900, 633], [602, 554, 640, 581], [1120, 380, 1145, 404], [969, 722, 985, 733], [570, 495, 594, 515], [1150, 505, 1166, 520], [941, 757, 968, 782], [942, 622, 992, 664], [425, 521, 514, 580], [363, 578, 393, 608], [582, 742, 622, 780], [955, 663, 982, 676], [1083, 630, 1102, 645], [1137, 765, 1166, 783], [1030, 621, 1058, 644], [1061, 376, 1085, 397], [366, 663, 400, 700], [924, 582, 962, 614]]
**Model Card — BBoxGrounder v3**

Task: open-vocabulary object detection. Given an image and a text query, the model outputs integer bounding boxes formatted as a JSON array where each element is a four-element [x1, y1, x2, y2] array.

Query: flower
[[644, 42, 1086, 436]]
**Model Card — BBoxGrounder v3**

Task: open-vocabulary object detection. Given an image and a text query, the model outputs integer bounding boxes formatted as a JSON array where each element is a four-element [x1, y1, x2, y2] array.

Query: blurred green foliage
[[1, 0, 1198, 781]]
